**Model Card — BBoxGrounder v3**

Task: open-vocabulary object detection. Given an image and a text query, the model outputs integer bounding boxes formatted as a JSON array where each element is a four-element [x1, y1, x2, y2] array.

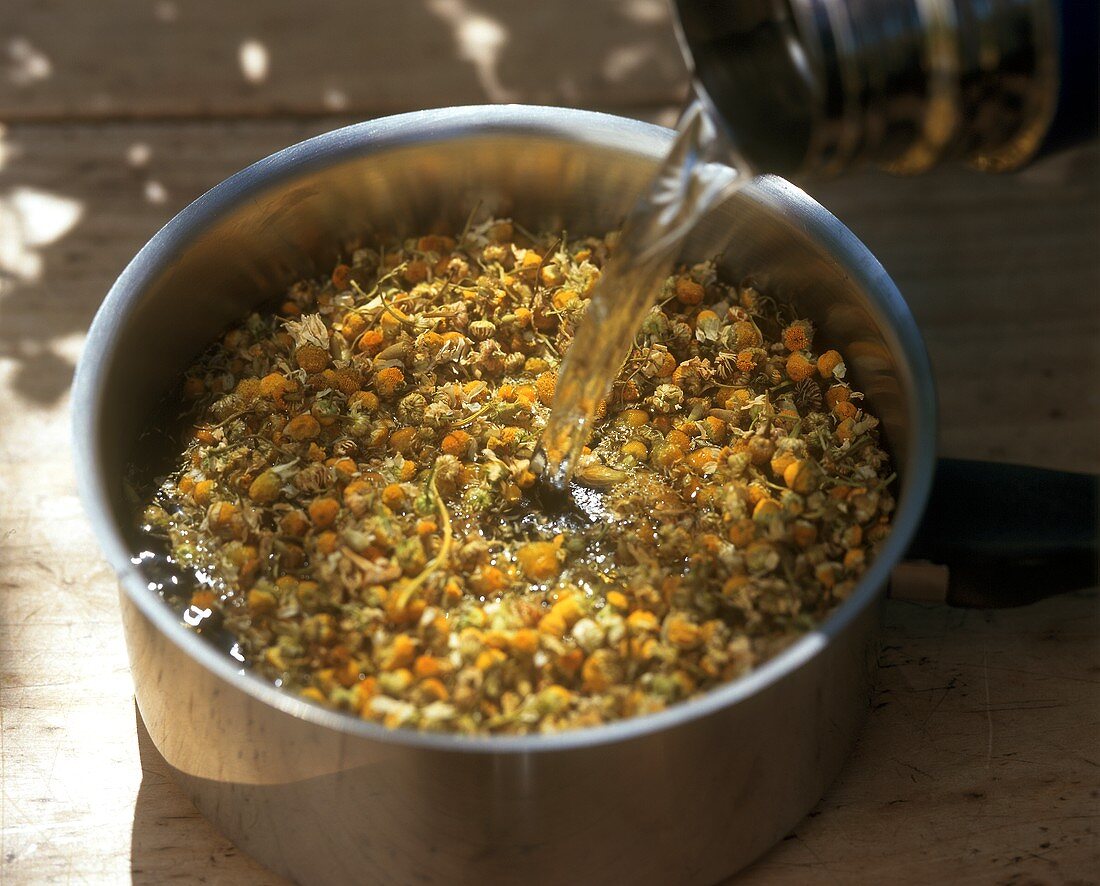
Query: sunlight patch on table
[[0, 186, 84, 290], [239, 39, 270, 85], [427, 0, 515, 102], [126, 142, 153, 168], [620, 0, 669, 24], [6, 37, 52, 88], [323, 87, 349, 112], [143, 179, 168, 205]]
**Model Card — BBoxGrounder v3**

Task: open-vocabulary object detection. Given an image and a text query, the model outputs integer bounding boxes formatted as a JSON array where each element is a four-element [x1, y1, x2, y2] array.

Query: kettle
[[671, 0, 1098, 177]]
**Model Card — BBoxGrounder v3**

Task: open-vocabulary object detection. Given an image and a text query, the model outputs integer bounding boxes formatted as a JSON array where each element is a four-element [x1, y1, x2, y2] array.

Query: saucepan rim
[[72, 104, 937, 754]]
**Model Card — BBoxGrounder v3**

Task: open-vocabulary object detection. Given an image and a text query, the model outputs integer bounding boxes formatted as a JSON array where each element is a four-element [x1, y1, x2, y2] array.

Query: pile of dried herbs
[[135, 218, 895, 735]]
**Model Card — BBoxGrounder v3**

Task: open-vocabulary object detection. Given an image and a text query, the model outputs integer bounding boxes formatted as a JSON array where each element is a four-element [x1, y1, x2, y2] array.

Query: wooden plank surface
[[811, 146, 1100, 473], [1, 0, 1098, 878], [0, 0, 688, 120]]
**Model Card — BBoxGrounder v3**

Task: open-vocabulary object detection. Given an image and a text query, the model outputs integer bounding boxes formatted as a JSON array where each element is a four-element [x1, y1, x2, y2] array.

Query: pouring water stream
[[531, 102, 753, 490]]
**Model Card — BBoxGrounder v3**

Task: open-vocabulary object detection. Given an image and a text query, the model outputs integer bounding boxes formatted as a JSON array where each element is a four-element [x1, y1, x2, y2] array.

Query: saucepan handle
[[892, 458, 1099, 608]]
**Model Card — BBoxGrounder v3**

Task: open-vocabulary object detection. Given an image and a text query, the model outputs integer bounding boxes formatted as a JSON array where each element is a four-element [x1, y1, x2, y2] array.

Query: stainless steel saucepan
[[71, 105, 1095, 885]]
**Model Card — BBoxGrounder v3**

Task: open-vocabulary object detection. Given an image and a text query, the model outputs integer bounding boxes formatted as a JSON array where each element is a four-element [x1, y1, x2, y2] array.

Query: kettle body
[[672, 0, 1098, 177]]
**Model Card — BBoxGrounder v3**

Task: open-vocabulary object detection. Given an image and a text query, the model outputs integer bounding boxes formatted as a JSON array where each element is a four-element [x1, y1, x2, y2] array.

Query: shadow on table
[[131, 703, 287, 885]]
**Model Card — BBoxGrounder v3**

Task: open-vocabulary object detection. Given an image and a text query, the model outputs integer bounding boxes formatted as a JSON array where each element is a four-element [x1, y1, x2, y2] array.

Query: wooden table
[[1, 2, 1097, 883]]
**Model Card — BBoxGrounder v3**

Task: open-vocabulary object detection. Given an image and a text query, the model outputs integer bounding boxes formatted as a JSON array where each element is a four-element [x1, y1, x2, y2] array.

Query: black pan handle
[[895, 458, 1099, 608]]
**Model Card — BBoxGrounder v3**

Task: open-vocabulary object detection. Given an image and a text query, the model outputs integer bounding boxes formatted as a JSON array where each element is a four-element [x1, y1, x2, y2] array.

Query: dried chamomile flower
[[131, 218, 894, 737]]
